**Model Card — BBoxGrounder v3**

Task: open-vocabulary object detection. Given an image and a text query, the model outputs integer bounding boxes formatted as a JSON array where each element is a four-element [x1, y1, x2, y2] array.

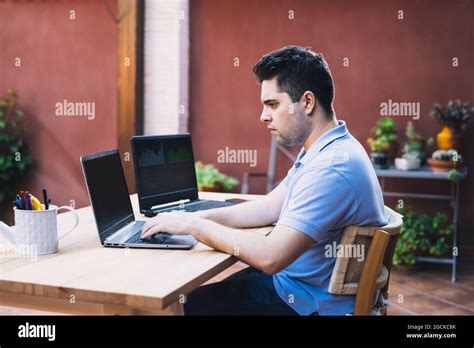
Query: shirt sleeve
[[277, 168, 356, 242], [282, 164, 297, 186]]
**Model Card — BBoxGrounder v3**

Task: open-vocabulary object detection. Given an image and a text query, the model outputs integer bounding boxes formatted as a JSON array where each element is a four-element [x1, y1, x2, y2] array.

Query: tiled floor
[[386, 261, 474, 315], [1, 260, 473, 315]]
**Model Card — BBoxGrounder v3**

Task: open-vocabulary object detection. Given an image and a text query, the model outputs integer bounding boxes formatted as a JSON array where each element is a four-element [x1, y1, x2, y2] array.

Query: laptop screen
[[131, 134, 198, 210], [81, 150, 134, 239]]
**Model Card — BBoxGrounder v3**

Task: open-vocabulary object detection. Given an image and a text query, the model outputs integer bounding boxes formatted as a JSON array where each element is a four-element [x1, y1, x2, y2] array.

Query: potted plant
[[431, 100, 474, 151], [195, 161, 239, 192], [395, 152, 420, 171], [0, 89, 32, 205], [401, 121, 433, 165], [367, 117, 398, 169], [393, 207, 452, 267], [428, 149, 463, 173]]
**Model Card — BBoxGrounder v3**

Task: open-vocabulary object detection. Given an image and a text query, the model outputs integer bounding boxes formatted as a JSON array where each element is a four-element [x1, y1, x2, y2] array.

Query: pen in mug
[[25, 192, 32, 210], [42, 188, 49, 210]]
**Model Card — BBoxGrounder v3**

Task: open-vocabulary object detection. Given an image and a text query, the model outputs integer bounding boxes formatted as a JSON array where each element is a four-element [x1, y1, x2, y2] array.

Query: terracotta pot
[[427, 158, 463, 173], [437, 126, 462, 151]]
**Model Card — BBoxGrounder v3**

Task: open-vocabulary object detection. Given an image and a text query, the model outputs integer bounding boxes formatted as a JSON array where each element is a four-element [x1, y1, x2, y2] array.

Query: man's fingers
[[142, 219, 156, 234], [141, 224, 163, 239], [142, 215, 165, 235]]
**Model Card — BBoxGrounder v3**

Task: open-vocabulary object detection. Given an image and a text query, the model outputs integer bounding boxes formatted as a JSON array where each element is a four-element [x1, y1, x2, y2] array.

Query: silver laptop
[[80, 149, 197, 249]]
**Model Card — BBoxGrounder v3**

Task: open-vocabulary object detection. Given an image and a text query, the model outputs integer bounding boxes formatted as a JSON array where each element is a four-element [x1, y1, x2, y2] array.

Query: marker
[[30, 195, 43, 210], [25, 192, 32, 210], [15, 195, 23, 209], [19, 190, 27, 208], [42, 188, 49, 210]]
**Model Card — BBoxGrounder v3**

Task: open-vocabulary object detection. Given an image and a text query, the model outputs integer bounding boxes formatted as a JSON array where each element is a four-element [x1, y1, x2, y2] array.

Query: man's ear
[[301, 91, 316, 116]]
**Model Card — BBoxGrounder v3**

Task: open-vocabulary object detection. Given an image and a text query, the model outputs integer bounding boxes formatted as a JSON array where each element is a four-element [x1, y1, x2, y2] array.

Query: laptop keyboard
[[126, 232, 171, 244], [150, 200, 237, 215]]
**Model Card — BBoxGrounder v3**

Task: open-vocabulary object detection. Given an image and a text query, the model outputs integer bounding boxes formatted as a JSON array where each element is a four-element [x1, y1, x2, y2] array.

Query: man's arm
[[190, 219, 314, 275], [196, 182, 288, 228], [141, 212, 314, 275]]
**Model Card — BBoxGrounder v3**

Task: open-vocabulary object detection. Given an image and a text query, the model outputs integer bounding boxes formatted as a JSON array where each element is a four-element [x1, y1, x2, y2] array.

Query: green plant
[[0, 89, 32, 203], [195, 161, 239, 192], [367, 117, 397, 153], [447, 169, 461, 182], [402, 121, 433, 163], [432, 149, 460, 162], [431, 99, 474, 134], [394, 207, 452, 266]]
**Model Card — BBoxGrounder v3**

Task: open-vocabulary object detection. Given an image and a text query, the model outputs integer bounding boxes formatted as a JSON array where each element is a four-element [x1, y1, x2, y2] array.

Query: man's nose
[[260, 109, 272, 123]]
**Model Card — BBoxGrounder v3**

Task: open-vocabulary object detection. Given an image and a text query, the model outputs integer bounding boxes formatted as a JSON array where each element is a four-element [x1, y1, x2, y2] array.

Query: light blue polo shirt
[[273, 120, 387, 315]]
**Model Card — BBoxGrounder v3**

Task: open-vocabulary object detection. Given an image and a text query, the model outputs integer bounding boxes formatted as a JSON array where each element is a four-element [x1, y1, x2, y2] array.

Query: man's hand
[[140, 211, 199, 239]]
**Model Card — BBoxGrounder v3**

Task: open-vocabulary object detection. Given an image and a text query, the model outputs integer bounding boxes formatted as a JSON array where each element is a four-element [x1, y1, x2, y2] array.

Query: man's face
[[260, 78, 311, 146]]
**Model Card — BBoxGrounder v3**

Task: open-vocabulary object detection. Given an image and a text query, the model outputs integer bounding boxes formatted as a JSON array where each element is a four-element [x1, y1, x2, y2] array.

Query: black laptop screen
[[82, 150, 134, 236], [132, 135, 198, 206]]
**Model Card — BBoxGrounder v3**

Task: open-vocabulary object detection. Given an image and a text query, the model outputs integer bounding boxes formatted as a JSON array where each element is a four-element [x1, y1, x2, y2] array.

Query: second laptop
[[131, 134, 238, 217]]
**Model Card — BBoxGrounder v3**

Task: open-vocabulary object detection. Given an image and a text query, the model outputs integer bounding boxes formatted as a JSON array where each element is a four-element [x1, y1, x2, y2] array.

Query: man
[[141, 45, 387, 315]]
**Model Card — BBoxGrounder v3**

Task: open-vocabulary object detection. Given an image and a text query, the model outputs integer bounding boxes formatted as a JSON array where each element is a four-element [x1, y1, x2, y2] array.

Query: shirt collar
[[296, 120, 349, 167]]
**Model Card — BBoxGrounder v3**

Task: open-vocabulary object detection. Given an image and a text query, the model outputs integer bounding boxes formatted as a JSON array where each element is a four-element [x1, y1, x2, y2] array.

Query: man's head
[[253, 45, 335, 146]]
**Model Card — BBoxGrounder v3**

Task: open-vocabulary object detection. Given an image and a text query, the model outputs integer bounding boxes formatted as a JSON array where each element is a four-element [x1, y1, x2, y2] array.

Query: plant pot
[[370, 152, 388, 169], [437, 126, 462, 151], [395, 157, 420, 171], [427, 158, 463, 173]]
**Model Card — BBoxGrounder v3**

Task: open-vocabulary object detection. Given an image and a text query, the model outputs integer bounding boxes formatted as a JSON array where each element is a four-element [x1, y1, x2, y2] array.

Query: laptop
[[80, 149, 197, 249], [131, 134, 238, 217]]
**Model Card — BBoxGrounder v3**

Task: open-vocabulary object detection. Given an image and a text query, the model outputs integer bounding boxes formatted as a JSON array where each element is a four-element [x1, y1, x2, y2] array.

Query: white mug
[[0, 205, 79, 255]]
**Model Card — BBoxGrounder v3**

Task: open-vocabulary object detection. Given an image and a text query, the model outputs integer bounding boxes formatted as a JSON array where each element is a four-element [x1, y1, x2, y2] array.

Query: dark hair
[[253, 45, 335, 117]]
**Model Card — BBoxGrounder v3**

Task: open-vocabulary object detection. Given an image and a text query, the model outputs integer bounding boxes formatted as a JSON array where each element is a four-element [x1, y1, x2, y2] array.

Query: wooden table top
[[0, 192, 271, 311]]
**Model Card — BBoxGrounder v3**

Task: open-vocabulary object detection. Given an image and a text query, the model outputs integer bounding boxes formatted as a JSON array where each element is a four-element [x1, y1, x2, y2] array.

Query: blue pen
[[15, 195, 23, 209]]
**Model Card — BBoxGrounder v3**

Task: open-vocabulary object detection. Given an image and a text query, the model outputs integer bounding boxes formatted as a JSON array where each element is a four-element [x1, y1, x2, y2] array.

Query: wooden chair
[[328, 206, 403, 315]]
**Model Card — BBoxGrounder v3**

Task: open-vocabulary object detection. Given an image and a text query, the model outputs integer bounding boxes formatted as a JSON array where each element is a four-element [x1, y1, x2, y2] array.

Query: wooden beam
[[117, 0, 144, 193]]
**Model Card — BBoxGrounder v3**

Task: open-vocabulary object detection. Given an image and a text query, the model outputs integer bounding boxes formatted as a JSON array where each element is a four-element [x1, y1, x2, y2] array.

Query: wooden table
[[0, 192, 271, 315]]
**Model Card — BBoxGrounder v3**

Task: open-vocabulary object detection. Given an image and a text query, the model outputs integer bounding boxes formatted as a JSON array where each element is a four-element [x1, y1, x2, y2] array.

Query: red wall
[[190, 0, 474, 243], [0, 0, 118, 221]]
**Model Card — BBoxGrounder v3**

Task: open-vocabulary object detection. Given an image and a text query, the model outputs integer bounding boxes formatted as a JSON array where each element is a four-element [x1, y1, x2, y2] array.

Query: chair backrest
[[354, 229, 390, 315], [266, 137, 297, 192], [240, 137, 296, 194], [328, 206, 403, 315]]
